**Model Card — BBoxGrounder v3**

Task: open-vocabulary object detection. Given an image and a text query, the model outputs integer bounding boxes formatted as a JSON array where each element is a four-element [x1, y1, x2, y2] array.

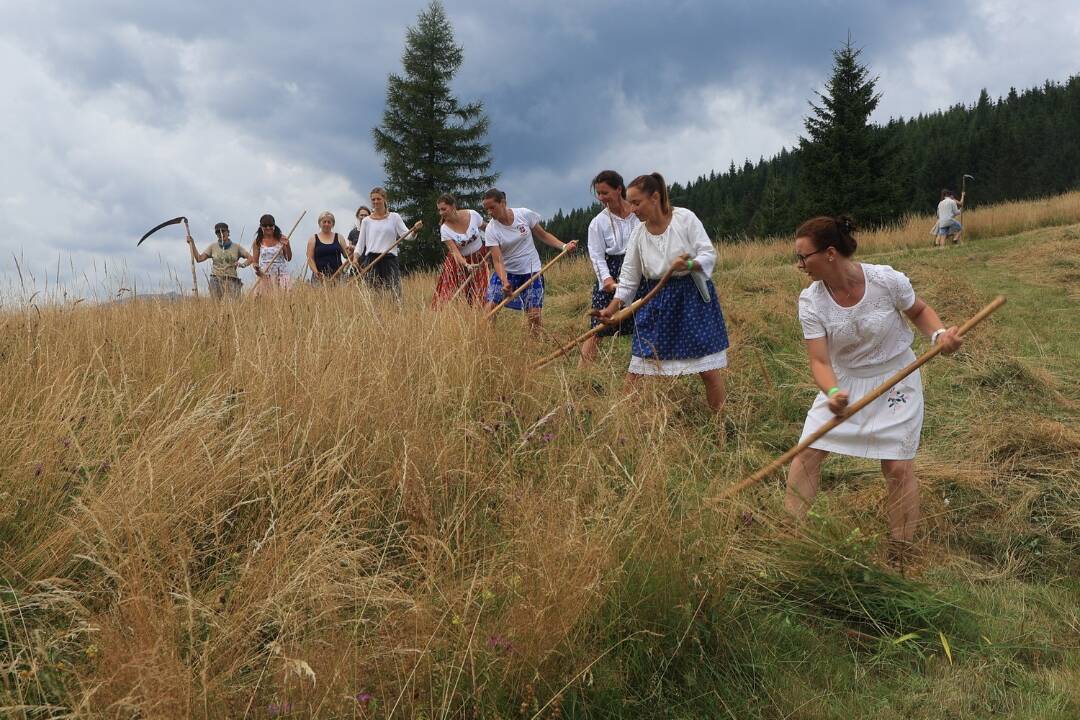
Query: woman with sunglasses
[[598, 172, 729, 422], [785, 215, 962, 567], [581, 170, 642, 363], [430, 193, 488, 308], [252, 213, 293, 293], [186, 222, 253, 299]]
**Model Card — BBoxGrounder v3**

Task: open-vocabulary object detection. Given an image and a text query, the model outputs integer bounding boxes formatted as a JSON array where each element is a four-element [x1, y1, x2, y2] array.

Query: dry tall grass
[[1, 191, 1079, 718]]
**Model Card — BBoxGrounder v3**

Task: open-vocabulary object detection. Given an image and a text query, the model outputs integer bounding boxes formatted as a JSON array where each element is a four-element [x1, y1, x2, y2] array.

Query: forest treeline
[[545, 75, 1080, 242]]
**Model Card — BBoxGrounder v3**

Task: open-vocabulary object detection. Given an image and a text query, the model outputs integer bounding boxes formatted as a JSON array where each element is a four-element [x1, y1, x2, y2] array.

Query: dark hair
[[941, 189, 955, 199], [214, 222, 229, 235], [437, 193, 458, 207], [592, 170, 626, 199], [627, 172, 671, 215], [355, 205, 371, 218], [254, 213, 282, 247], [482, 188, 506, 203], [795, 215, 858, 257]]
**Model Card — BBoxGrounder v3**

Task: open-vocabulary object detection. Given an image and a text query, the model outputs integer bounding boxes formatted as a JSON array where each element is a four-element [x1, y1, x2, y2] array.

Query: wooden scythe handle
[[708, 295, 1006, 504], [253, 210, 306, 290], [530, 257, 685, 370], [182, 218, 198, 297], [358, 221, 423, 278], [483, 244, 573, 320]]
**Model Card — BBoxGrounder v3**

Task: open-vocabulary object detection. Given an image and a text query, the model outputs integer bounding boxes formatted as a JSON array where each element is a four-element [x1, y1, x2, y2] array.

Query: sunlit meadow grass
[[1, 193, 1078, 718]]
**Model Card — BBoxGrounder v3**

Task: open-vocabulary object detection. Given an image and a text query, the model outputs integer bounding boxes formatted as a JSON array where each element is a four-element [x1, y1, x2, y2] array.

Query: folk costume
[[431, 209, 489, 307], [587, 208, 642, 336], [797, 264, 924, 459], [615, 207, 730, 376]]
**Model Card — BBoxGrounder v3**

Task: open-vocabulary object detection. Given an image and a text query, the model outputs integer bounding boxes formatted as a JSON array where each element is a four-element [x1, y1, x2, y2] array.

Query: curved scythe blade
[[137, 216, 188, 246]]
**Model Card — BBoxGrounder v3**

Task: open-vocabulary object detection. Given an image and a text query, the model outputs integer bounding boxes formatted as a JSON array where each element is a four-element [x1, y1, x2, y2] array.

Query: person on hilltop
[[430, 193, 489, 308], [252, 213, 293, 294], [185, 222, 254, 299], [306, 211, 352, 284], [785, 215, 963, 568], [353, 187, 411, 298], [581, 170, 643, 364], [481, 187, 577, 333], [934, 188, 965, 247], [599, 172, 731, 430]]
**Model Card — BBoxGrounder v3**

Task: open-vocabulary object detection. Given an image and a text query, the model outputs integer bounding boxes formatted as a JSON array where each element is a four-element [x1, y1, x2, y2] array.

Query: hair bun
[[837, 215, 857, 234]]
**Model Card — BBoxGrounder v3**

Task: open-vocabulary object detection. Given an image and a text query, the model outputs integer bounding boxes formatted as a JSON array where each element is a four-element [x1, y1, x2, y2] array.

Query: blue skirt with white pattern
[[632, 274, 729, 361], [485, 272, 544, 310], [590, 253, 644, 337]]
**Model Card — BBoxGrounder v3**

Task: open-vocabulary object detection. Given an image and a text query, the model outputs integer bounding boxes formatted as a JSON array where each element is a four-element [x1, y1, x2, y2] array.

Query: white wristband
[[931, 328, 946, 345]]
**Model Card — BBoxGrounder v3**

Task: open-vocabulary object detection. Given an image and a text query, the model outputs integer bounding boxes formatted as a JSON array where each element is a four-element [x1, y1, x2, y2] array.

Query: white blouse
[[440, 209, 485, 256], [587, 208, 640, 284], [614, 207, 716, 305], [798, 263, 918, 370], [355, 212, 409, 257]]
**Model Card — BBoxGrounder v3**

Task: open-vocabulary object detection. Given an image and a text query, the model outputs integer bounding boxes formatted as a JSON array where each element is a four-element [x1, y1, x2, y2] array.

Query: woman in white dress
[[785, 215, 963, 562], [599, 172, 731, 419], [581, 170, 642, 363]]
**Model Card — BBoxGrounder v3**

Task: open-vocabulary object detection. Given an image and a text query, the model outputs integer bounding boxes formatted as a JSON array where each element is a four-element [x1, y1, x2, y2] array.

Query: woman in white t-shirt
[[480, 188, 577, 332], [786, 215, 963, 566], [431, 193, 489, 308], [598, 172, 731, 422], [581, 169, 643, 363], [354, 187, 412, 298]]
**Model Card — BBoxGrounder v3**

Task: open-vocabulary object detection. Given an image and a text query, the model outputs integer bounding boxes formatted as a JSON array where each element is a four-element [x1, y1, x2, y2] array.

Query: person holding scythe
[[185, 222, 254, 299], [354, 187, 411, 298], [431, 193, 489, 308], [306, 211, 352, 284], [934, 189, 965, 247], [481, 188, 576, 333], [785, 215, 963, 566], [581, 170, 643, 363], [598, 172, 730, 420], [252, 213, 293, 293]]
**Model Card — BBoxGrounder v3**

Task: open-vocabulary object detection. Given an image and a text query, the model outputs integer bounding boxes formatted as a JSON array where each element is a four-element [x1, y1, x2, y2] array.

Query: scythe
[[138, 215, 198, 297]]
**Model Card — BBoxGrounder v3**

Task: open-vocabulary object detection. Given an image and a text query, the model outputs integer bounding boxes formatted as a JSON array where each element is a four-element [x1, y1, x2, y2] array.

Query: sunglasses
[[261, 224, 275, 229]]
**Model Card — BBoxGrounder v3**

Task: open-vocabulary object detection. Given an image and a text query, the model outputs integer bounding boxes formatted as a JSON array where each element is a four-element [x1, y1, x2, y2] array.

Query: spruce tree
[[798, 33, 890, 223], [373, 1, 497, 270]]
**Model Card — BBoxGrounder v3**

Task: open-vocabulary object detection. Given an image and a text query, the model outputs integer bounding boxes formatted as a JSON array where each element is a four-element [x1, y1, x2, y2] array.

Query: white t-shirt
[[484, 208, 542, 275], [798, 263, 917, 370], [587, 208, 640, 284], [614, 207, 716, 305], [440, 209, 485, 256], [937, 197, 960, 223], [355, 212, 409, 257]]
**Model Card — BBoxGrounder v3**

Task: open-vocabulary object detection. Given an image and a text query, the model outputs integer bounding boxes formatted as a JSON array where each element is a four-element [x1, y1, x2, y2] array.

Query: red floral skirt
[[431, 246, 489, 308]]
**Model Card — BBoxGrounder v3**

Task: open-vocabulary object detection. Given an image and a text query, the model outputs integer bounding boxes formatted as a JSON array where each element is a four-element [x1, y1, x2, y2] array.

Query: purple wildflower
[[33, 463, 44, 477], [487, 635, 513, 653], [60, 437, 72, 449], [541, 433, 555, 443], [355, 692, 374, 706], [267, 702, 292, 716], [740, 511, 754, 527]]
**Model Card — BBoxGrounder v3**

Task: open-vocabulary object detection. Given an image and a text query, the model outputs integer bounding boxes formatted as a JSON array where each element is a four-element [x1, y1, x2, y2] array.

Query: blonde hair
[[370, 187, 388, 202], [317, 211, 335, 225]]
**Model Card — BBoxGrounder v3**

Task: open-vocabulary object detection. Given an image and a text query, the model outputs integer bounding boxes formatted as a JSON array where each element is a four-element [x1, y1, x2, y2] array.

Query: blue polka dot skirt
[[632, 274, 729, 361], [590, 253, 645, 337], [485, 272, 544, 310]]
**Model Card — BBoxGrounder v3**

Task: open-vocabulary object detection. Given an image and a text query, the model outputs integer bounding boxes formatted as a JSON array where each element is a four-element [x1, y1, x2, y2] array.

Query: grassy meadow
[[1, 194, 1079, 718]]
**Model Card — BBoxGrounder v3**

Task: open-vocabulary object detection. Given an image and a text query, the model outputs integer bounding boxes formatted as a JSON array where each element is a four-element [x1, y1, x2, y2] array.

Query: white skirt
[[628, 349, 728, 377], [799, 348, 924, 460]]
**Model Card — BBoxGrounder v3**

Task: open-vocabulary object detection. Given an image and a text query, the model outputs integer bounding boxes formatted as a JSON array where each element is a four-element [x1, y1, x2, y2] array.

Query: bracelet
[[827, 386, 841, 398], [930, 328, 946, 345], [686, 259, 694, 270]]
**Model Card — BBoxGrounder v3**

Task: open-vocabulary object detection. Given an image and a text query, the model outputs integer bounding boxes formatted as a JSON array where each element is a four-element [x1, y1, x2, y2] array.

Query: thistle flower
[[355, 692, 373, 706]]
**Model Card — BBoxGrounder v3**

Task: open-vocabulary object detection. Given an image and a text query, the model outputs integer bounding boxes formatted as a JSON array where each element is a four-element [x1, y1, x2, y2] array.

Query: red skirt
[[431, 246, 489, 308]]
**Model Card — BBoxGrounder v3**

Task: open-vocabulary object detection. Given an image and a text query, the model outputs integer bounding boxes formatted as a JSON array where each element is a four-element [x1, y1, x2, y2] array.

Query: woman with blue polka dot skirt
[[599, 172, 730, 416]]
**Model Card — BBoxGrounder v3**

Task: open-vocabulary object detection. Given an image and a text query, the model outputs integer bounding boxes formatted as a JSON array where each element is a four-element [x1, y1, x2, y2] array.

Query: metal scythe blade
[[137, 216, 187, 246]]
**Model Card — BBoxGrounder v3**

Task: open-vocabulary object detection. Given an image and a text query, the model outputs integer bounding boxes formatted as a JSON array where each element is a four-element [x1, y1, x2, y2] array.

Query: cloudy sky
[[1, 0, 1078, 295]]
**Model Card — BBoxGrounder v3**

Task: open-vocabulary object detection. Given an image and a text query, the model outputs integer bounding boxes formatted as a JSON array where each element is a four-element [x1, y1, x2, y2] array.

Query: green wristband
[[687, 259, 694, 270], [827, 386, 841, 398]]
